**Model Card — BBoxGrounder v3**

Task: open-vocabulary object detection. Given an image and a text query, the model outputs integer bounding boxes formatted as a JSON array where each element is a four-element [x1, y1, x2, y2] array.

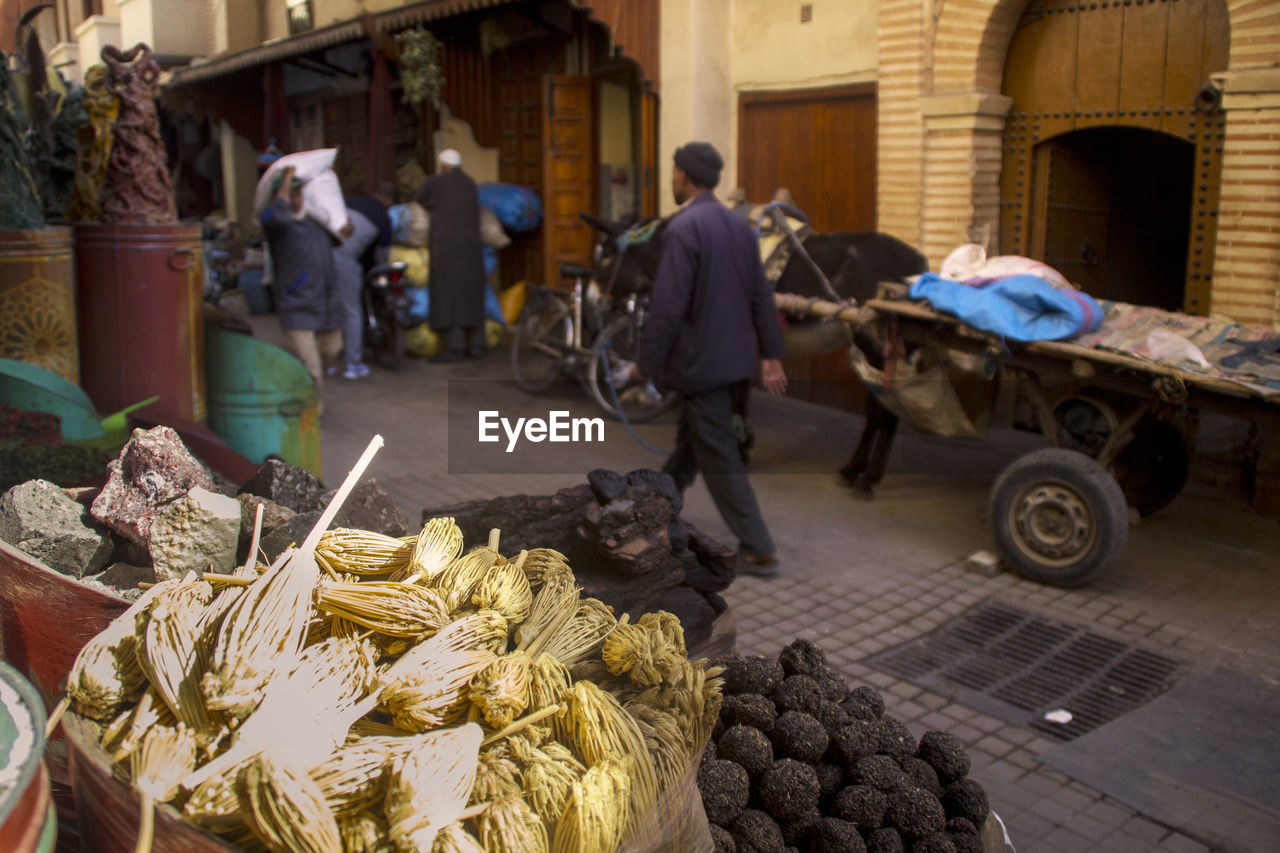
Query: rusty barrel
[[74, 223, 206, 425], [0, 662, 56, 853], [0, 228, 79, 385]]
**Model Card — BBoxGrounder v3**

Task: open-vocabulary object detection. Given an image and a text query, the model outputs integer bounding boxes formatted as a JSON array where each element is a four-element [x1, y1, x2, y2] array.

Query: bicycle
[[510, 261, 677, 423]]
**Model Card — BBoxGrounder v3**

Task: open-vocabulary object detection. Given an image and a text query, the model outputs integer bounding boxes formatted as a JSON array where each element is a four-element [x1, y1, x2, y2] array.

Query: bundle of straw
[[477, 794, 549, 853], [431, 822, 486, 853], [102, 688, 176, 764], [551, 759, 630, 853], [471, 555, 533, 626], [470, 749, 522, 803], [518, 549, 571, 593], [384, 723, 483, 852], [317, 528, 414, 577], [431, 547, 501, 613], [627, 702, 687, 793], [520, 743, 585, 826], [539, 598, 618, 666], [316, 580, 450, 639], [338, 812, 393, 853], [309, 737, 394, 819], [397, 517, 463, 583], [513, 568, 578, 652], [469, 651, 531, 729], [130, 723, 198, 853], [240, 755, 343, 853], [558, 680, 658, 829], [601, 621, 680, 688]]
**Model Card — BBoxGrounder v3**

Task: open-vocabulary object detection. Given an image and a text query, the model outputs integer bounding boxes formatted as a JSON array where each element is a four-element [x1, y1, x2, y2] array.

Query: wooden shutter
[[541, 75, 595, 288]]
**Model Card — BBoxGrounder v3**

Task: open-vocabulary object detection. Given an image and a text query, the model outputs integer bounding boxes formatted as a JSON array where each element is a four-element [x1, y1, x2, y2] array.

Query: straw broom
[[512, 567, 578, 652], [538, 598, 619, 666], [316, 580, 451, 638], [338, 812, 393, 853], [103, 688, 177, 764], [518, 548, 571, 593], [601, 620, 680, 688], [430, 547, 502, 614], [309, 736, 394, 819], [130, 723, 198, 853], [240, 754, 343, 853], [470, 748, 523, 803], [476, 794, 549, 853], [202, 436, 384, 721], [471, 553, 533, 626], [431, 822, 485, 853], [551, 759, 630, 853], [317, 527, 414, 577], [183, 634, 377, 790], [395, 516, 463, 583], [468, 651, 531, 729], [384, 723, 484, 852], [519, 743, 585, 827]]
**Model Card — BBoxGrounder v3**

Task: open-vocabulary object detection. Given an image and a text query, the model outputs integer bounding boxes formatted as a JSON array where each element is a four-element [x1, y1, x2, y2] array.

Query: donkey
[[581, 210, 927, 494]]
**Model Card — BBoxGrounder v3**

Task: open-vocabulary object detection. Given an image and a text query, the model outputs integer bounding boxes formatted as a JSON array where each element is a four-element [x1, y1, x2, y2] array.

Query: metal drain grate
[[867, 600, 1184, 739]]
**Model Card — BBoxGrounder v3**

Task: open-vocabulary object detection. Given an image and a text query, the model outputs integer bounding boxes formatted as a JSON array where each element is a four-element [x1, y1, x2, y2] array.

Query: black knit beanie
[[674, 142, 723, 189]]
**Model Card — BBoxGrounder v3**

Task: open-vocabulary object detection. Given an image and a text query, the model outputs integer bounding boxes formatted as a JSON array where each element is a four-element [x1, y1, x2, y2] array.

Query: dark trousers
[[663, 385, 776, 557]]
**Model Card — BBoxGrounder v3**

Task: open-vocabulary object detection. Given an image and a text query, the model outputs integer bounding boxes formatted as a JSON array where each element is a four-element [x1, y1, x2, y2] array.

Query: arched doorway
[[997, 0, 1229, 314]]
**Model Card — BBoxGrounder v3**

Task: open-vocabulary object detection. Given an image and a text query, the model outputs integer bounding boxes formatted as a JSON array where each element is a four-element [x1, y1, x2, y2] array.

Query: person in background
[[347, 181, 395, 272], [631, 142, 788, 578], [260, 165, 343, 395], [332, 206, 380, 379], [415, 149, 487, 362]]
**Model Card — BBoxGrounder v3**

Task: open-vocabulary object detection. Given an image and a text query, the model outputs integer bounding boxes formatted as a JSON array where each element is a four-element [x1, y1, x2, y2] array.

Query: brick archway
[[878, 0, 1280, 327]]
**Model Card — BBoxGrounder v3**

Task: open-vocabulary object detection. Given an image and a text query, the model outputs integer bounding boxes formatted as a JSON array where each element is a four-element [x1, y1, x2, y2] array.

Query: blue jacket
[[638, 193, 785, 393], [261, 198, 341, 332]]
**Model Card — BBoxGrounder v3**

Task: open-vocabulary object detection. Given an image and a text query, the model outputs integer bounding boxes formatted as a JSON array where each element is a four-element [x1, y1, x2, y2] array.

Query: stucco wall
[[119, 0, 209, 58], [436, 104, 500, 184], [659, 0, 878, 212]]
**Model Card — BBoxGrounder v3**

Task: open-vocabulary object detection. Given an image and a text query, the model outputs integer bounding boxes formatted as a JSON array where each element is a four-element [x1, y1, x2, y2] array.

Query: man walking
[[415, 149, 487, 362], [633, 142, 788, 577]]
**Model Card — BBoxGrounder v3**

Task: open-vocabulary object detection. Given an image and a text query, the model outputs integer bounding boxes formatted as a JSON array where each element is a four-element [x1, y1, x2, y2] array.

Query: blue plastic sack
[[908, 273, 1102, 342], [477, 183, 543, 233], [387, 204, 411, 244], [405, 283, 506, 326]]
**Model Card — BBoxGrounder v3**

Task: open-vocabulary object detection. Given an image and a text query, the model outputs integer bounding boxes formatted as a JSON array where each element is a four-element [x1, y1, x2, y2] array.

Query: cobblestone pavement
[[267, 318, 1280, 853]]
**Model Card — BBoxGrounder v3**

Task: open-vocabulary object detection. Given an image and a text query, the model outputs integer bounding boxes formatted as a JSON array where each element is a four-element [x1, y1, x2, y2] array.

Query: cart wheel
[[1113, 416, 1190, 517], [988, 448, 1129, 587]]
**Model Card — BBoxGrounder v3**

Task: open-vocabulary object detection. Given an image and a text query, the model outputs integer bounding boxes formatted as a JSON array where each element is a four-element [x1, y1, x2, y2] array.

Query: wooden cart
[[775, 291, 1280, 587]]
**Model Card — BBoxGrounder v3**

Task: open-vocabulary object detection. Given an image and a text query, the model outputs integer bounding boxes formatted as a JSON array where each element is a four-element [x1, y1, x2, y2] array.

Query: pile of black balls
[[698, 639, 991, 853]]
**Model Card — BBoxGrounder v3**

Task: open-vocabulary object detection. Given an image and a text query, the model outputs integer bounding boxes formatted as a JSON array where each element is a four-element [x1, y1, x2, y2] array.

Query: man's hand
[[760, 358, 787, 396], [339, 222, 355, 239]]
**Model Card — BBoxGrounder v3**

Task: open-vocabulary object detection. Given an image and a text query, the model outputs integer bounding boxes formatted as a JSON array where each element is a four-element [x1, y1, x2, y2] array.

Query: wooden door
[[737, 84, 877, 232], [498, 58, 544, 287], [738, 84, 878, 411], [640, 90, 659, 218], [541, 74, 595, 288], [998, 0, 1228, 313], [1031, 142, 1109, 298]]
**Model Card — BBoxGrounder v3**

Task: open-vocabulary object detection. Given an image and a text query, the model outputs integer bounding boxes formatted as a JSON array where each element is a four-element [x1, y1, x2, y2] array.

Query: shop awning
[[168, 0, 516, 87]]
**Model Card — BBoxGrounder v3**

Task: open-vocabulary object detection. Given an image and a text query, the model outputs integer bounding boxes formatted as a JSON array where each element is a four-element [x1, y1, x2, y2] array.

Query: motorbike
[[362, 261, 412, 369]]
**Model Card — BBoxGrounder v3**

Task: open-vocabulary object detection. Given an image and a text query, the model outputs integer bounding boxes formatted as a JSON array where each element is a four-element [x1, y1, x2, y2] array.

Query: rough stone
[[0, 479, 113, 577], [90, 426, 216, 547], [237, 493, 296, 540], [626, 468, 683, 515], [259, 511, 323, 563], [321, 479, 410, 537], [237, 458, 325, 513], [587, 469, 628, 503], [149, 487, 242, 580], [84, 561, 156, 600]]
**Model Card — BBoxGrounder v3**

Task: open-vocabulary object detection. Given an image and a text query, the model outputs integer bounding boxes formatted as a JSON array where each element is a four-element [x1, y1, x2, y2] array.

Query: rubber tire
[[988, 448, 1129, 588], [511, 300, 572, 394], [366, 305, 404, 370], [585, 313, 679, 422], [1112, 416, 1190, 518]]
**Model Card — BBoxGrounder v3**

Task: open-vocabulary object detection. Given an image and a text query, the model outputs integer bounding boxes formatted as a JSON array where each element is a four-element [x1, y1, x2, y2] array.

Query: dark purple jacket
[[638, 193, 785, 393]]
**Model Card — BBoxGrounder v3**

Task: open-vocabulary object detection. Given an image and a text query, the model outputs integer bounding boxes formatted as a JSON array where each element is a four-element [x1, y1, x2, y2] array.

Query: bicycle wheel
[[586, 312, 679, 422], [511, 292, 573, 393]]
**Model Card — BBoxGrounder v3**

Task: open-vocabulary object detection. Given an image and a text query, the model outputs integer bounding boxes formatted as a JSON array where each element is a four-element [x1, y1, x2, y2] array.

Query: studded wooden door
[[998, 0, 1228, 314], [1030, 142, 1110, 298]]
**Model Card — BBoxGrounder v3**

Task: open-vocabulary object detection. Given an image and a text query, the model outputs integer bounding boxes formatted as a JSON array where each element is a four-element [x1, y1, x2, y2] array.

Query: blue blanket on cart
[[909, 273, 1103, 342]]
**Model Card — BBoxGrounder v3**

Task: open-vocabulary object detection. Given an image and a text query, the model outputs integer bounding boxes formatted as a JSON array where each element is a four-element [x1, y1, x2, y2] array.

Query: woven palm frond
[[468, 651, 531, 729], [477, 794, 549, 853], [471, 556, 533, 626], [396, 516, 463, 583], [240, 755, 343, 853], [384, 723, 484, 852], [65, 577, 182, 721], [551, 759, 630, 853], [200, 545, 321, 722], [317, 527, 413, 576], [538, 598, 618, 667], [316, 580, 450, 638], [185, 635, 377, 791]]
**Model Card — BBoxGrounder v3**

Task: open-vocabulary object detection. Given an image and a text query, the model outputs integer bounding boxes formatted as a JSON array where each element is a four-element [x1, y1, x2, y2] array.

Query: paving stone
[[1031, 796, 1080, 825], [1159, 832, 1210, 853], [1041, 826, 1095, 853], [1120, 815, 1170, 845]]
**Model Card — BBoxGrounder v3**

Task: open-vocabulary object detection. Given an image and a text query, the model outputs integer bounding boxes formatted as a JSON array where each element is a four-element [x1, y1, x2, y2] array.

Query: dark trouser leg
[[662, 398, 698, 492], [864, 408, 898, 486], [467, 325, 487, 358], [679, 386, 775, 557], [444, 327, 466, 356]]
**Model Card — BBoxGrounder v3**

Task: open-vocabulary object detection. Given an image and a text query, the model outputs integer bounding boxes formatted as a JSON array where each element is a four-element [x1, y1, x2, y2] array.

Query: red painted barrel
[[0, 228, 79, 385], [74, 224, 206, 424]]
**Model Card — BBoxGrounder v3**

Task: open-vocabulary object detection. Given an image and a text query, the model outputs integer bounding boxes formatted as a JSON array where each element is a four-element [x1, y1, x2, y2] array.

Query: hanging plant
[[395, 27, 445, 109]]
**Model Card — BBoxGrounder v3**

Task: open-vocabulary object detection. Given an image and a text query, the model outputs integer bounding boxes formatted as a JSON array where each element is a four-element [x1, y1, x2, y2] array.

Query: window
[[286, 0, 314, 35]]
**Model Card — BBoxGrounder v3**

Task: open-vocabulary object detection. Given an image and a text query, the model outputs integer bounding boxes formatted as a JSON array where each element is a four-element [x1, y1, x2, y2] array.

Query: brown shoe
[[736, 550, 780, 578]]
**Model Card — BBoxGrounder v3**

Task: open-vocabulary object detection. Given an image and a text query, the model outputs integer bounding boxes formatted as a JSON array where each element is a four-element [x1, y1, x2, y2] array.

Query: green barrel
[[204, 326, 322, 477], [0, 662, 56, 853]]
